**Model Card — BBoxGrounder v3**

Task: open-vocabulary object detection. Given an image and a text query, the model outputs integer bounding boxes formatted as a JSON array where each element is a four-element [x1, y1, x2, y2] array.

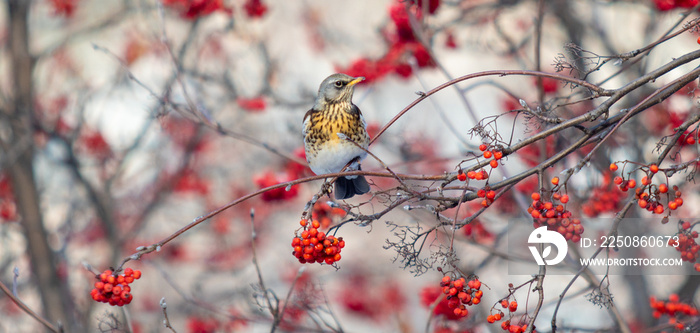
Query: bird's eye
[[334, 81, 344, 88]]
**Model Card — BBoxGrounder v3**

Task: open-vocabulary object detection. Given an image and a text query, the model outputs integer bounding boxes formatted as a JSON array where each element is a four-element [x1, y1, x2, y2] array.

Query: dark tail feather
[[334, 175, 370, 200]]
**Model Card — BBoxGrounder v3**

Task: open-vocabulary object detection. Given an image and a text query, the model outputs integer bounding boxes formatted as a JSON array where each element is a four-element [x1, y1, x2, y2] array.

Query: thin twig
[[160, 297, 178, 333], [0, 278, 61, 333], [551, 200, 635, 332]]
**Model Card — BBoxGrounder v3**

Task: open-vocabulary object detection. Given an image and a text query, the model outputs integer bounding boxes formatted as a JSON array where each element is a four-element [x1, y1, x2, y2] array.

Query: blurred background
[[1, 0, 700, 332]]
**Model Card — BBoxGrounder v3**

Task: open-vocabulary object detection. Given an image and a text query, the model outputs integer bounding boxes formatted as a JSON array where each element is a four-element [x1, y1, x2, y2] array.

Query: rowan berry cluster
[[581, 176, 622, 217], [291, 219, 345, 265], [611, 163, 684, 216], [486, 299, 530, 332], [90, 268, 141, 306], [612, 175, 636, 192], [439, 276, 483, 318], [311, 202, 346, 229], [479, 144, 504, 169], [671, 221, 699, 270], [650, 294, 698, 331], [635, 182, 683, 215], [476, 187, 497, 207], [528, 187, 584, 243], [457, 168, 489, 181]]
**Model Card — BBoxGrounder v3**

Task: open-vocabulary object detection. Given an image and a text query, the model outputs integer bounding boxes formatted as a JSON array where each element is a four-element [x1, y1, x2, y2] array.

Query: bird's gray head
[[314, 73, 364, 109]]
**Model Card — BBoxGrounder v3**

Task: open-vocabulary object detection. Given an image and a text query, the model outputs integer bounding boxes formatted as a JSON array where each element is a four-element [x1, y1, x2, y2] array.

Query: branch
[[0, 278, 61, 333]]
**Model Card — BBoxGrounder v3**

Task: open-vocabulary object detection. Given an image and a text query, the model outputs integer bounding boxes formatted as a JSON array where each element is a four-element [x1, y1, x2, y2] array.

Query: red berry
[[659, 183, 668, 193], [560, 194, 569, 204], [614, 176, 623, 185], [509, 301, 518, 312], [649, 164, 659, 173], [458, 172, 467, 181], [494, 151, 503, 160], [484, 151, 493, 159], [490, 159, 499, 168], [471, 279, 481, 290], [654, 205, 664, 214], [609, 163, 618, 171], [641, 176, 650, 186], [502, 321, 510, 330], [479, 144, 488, 151]]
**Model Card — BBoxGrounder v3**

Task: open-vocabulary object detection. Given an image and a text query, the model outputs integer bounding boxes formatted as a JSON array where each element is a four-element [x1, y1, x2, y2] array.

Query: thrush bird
[[303, 73, 370, 200]]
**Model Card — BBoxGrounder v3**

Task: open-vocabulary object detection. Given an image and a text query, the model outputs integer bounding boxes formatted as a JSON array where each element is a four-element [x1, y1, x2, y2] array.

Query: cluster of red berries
[[291, 219, 345, 265], [90, 268, 141, 306], [528, 189, 584, 243], [580, 174, 622, 217], [457, 168, 489, 181], [635, 183, 684, 215], [338, 1, 436, 83], [486, 299, 530, 332], [311, 202, 346, 229], [243, 0, 268, 18], [611, 163, 684, 216], [650, 294, 698, 331], [671, 221, 699, 269], [653, 0, 699, 12], [479, 144, 504, 169], [581, 189, 621, 216], [439, 276, 483, 318], [612, 175, 636, 192], [476, 187, 497, 207]]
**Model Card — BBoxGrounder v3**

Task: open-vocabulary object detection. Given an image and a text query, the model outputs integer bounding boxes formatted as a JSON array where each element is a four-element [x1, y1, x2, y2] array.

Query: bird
[[303, 73, 370, 200]]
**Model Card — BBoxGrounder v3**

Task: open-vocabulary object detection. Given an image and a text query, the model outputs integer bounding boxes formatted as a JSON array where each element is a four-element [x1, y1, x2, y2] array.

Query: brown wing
[[302, 108, 317, 139], [349, 103, 362, 116], [303, 109, 316, 124]]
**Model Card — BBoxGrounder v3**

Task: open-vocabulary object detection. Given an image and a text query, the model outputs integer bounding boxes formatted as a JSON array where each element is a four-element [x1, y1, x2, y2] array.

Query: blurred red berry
[[237, 97, 267, 112], [243, 0, 267, 18]]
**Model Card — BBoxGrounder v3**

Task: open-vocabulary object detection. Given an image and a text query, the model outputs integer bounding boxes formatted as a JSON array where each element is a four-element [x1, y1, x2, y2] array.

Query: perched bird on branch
[[303, 73, 370, 200]]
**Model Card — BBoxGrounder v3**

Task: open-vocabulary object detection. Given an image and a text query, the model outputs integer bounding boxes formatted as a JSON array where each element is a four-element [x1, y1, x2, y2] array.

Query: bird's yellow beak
[[347, 77, 365, 87]]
